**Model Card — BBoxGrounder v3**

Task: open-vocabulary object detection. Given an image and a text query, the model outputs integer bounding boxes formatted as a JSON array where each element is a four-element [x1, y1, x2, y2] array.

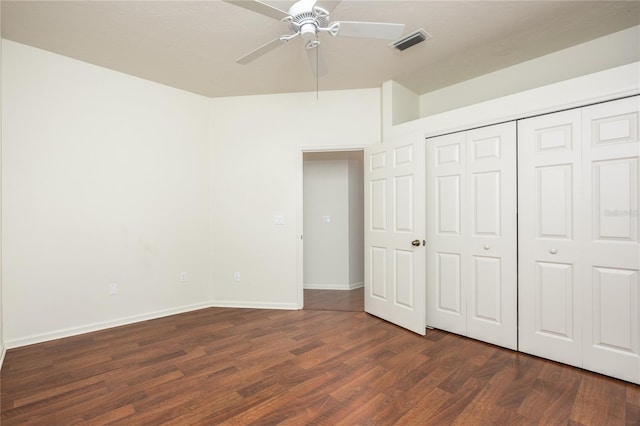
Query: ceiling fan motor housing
[[287, 5, 329, 41]]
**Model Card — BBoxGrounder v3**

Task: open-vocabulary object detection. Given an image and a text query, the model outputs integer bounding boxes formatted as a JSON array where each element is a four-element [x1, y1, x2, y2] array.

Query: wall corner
[[382, 80, 420, 140]]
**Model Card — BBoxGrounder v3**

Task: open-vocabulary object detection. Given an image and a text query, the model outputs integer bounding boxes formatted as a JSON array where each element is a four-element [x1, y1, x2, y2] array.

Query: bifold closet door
[[426, 131, 467, 336], [426, 122, 517, 350], [518, 109, 583, 367], [581, 97, 639, 384], [519, 96, 639, 384], [465, 124, 517, 349]]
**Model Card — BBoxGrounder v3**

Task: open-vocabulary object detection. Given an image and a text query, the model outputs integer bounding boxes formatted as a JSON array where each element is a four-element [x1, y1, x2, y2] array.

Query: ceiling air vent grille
[[390, 29, 431, 51]]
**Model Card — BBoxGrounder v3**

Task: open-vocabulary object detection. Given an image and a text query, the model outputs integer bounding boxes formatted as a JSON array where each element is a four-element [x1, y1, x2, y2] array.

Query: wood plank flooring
[[304, 288, 364, 312], [2, 307, 638, 425]]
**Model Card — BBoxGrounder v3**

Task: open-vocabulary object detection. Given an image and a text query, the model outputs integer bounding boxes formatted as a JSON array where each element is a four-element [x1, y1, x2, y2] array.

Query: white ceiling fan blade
[[223, 0, 289, 21], [318, 1, 342, 14], [333, 21, 405, 40], [236, 38, 285, 65], [296, 0, 318, 10], [306, 45, 327, 78]]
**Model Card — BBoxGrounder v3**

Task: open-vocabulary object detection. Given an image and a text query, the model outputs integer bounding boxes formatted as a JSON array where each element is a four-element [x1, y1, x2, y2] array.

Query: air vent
[[390, 29, 431, 51]]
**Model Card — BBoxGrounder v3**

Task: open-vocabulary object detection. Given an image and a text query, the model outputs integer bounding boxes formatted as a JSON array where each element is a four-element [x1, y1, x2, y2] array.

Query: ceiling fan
[[224, 0, 405, 77]]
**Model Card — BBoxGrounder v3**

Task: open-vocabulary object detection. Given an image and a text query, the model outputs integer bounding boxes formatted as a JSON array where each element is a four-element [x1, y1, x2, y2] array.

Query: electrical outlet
[[109, 282, 118, 295], [180, 272, 188, 282], [234, 272, 240, 282]]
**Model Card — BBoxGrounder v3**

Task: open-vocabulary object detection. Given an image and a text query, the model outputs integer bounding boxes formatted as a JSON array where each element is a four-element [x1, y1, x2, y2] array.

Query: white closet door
[[582, 97, 640, 384], [426, 122, 517, 349], [465, 123, 517, 350], [426, 132, 467, 335], [518, 109, 583, 367]]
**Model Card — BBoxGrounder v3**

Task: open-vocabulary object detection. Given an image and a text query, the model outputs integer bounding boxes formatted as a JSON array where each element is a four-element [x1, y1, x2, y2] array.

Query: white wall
[[390, 81, 419, 126], [1, 40, 380, 346], [2, 40, 212, 347], [302, 151, 364, 290], [209, 89, 379, 308], [347, 154, 363, 286], [419, 25, 640, 117]]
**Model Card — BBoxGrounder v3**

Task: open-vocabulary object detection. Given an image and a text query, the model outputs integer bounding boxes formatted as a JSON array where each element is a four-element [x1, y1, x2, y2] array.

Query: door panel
[[536, 165, 574, 238], [518, 109, 583, 367], [592, 267, 637, 352], [582, 97, 640, 384], [535, 261, 575, 340], [365, 132, 426, 335], [394, 249, 414, 308], [472, 171, 500, 236], [394, 175, 414, 232], [592, 158, 637, 240], [427, 132, 467, 335], [370, 247, 387, 299], [437, 175, 461, 234], [370, 179, 387, 231], [437, 252, 462, 315], [466, 123, 517, 350], [472, 255, 501, 323]]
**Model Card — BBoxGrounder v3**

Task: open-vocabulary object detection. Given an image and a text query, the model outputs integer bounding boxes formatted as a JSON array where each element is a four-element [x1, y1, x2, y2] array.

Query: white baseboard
[[209, 301, 299, 310], [4, 301, 211, 349], [5, 299, 302, 349], [304, 282, 364, 290]]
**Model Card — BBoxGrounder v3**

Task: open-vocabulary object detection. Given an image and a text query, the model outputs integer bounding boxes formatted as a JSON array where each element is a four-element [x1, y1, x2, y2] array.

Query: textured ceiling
[[2, 1, 639, 98]]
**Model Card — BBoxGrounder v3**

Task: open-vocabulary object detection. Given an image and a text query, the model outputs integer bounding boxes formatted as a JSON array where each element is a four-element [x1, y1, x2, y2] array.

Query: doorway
[[301, 150, 364, 312]]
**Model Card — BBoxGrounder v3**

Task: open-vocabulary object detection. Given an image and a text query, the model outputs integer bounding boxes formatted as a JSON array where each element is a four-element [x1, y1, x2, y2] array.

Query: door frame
[[296, 145, 369, 309]]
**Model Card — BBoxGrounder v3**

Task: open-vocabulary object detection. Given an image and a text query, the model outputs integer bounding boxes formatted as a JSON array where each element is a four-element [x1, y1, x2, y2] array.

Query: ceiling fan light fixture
[[300, 22, 317, 40], [390, 28, 431, 51]]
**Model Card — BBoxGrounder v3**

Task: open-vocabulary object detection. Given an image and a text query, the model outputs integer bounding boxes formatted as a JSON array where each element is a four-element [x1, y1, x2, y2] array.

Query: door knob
[[411, 240, 421, 247], [483, 244, 490, 250], [549, 248, 557, 255]]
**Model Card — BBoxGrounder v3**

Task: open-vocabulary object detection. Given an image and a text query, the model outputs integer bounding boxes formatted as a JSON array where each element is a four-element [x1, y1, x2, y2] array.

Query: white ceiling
[[2, 1, 639, 98]]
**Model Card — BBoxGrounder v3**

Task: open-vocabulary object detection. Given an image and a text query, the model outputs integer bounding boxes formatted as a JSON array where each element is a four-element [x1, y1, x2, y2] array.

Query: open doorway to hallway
[[302, 150, 364, 312]]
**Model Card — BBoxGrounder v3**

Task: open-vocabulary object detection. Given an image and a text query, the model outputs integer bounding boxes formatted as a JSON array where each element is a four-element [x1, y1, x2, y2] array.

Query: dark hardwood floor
[[2, 307, 639, 425], [304, 287, 364, 312]]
